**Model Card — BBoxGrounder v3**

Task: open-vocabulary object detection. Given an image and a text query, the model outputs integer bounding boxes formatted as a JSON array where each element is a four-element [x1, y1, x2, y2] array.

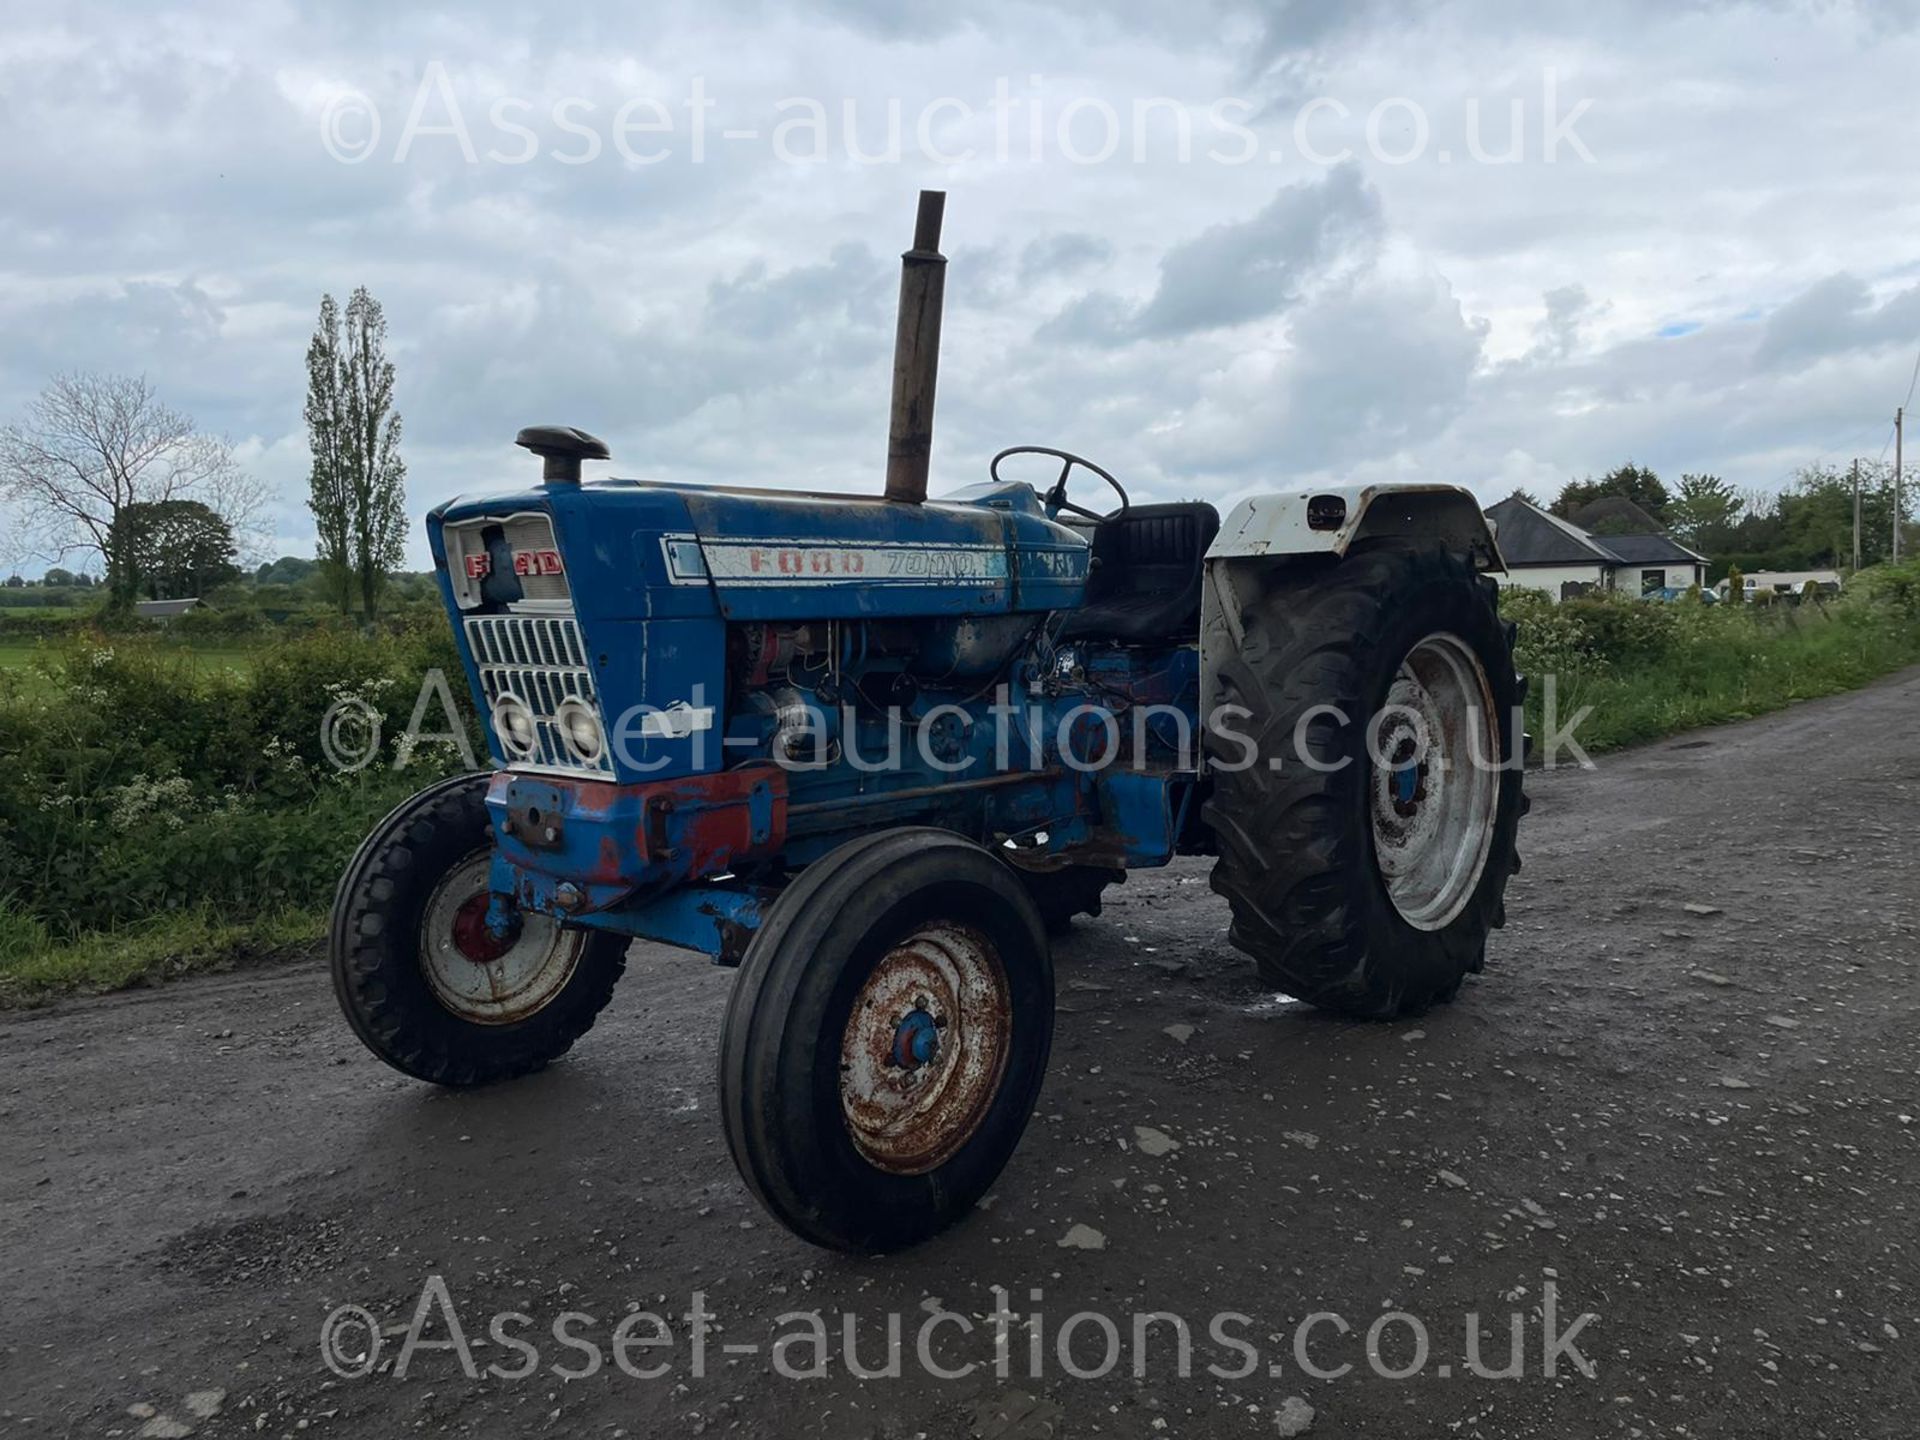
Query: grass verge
[[0, 903, 325, 1009], [1529, 625, 1920, 755], [1507, 565, 1920, 756]]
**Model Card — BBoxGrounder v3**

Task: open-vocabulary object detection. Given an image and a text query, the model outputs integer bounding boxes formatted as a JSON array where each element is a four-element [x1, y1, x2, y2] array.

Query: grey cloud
[[1037, 164, 1383, 347], [1167, 273, 1488, 479], [1017, 233, 1114, 286], [705, 242, 891, 352], [1033, 291, 1136, 347], [1529, 284, 1595, 360], [1752, 272, 1920, 371], [1135, 163, 1381, 336], [7, 0, 1920, 569]]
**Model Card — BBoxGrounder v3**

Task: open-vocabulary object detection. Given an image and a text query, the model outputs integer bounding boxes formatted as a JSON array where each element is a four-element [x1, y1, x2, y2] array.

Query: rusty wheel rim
[[839, 923, 1012, 1176], [420, 851, 585, 1025], [1370, 632, 1501, 931]]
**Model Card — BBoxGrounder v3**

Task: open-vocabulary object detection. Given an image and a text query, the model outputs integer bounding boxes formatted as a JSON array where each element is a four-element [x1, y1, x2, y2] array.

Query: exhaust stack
[[883, 190, 948, 505]]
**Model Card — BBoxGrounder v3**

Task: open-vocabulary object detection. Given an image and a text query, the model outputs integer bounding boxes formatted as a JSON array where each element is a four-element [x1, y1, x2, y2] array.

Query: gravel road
[[4, 669, 1918, 1440]]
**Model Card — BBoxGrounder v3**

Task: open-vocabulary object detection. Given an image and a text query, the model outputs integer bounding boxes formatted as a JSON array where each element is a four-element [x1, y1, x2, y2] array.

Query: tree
[[305, 294, 354, 615], [256, 555, 319, 587], [1753, 463, 1911, 571], [1552, 464, 1672, 524], [1505, 487, 1542, 508], [112, 499, 240, 599], [0, 373, 260, 607], [43, 567, 77, 587], [1667, 473, 1744, 553], [305, 288, 408, 622]]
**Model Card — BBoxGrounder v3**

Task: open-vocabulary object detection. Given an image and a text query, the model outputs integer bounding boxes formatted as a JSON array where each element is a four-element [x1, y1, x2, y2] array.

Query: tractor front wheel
[[330, 774, 627, 1086], [1202, 542, 1527, 1018], [719, 828, 1054, 1252]]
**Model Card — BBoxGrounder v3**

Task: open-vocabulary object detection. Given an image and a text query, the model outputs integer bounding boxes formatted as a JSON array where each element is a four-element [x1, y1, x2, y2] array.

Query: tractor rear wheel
[[331, 773, 628, 1086], [1202, 542, 1526, 1018], [719, 828, 1054, 1252]]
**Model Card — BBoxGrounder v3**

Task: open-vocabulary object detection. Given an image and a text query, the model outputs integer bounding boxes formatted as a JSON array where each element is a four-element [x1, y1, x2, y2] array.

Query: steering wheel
[[990, 447, 1131, 525]]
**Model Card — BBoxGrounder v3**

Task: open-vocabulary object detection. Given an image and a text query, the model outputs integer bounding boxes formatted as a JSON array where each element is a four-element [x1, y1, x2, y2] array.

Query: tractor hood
[[429, 475, 1089, 624]]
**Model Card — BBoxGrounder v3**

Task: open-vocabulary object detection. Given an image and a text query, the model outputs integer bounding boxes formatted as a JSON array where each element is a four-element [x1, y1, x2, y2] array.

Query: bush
[[173, 604, 270, 640], [1559, 592, 1681, 666], [1501, 558, 1920, 754], [0, 612, 88, 640], [0, 624, 480, 961]]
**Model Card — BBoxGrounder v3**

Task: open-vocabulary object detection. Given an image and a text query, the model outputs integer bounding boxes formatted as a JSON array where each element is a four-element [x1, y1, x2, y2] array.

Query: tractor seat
[[1057, 501, 1220, 645]]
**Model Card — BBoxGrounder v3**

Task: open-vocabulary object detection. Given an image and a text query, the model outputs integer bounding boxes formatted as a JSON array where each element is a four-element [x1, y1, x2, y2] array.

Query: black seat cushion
[[1057, 501, 1220, 644]]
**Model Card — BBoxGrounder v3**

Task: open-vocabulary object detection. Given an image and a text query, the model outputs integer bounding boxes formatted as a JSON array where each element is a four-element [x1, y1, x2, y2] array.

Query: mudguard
[[1205, 483, 1504, 571], [1199, 483, 1504, 768]]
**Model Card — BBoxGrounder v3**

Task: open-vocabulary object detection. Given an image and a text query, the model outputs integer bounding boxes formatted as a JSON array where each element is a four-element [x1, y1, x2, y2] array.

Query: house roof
[[1568, 495, 1664, 534], [1486, 497, 1708, 569], [133, 598, 200, 618], [1597, 533, 1707, 565], [1486, 497, 1614, 567]]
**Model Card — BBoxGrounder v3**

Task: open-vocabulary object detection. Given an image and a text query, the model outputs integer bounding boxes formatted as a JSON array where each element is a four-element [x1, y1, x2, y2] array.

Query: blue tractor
[[331, 193, 1525, 1252]]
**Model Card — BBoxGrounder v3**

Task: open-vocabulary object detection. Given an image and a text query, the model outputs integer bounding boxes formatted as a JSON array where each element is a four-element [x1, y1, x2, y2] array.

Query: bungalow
[[133, 597, 201, 623], [1486, 497, 1708, 601]]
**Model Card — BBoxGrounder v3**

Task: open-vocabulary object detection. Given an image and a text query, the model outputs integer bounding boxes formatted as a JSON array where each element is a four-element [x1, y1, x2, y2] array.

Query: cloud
[[1039, 163, 1383, 346], [1017, 232, 1114, 286], [1530, 284, 1596, 360], [5, 0, 1920, 572], [1751, 272, 1920, 372], [1166, 271, 1489, 479]]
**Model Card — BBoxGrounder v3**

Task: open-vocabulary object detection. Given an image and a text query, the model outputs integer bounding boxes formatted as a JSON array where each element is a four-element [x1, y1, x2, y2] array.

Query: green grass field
[[0, 638, 260, 695], [0, 603, 88, 618]]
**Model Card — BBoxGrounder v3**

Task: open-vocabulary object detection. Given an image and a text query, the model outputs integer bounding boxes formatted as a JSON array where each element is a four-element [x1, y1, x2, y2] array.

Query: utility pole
[[1852, 458, 1862, 572], [1896, 407, 1905, 563]]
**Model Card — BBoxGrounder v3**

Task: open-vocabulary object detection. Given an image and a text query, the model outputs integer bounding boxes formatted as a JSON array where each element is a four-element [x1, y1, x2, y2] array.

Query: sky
[[3, 0, 1919, 573]]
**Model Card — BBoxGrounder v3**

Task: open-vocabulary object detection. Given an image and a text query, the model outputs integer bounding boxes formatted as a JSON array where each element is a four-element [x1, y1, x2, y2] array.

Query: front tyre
[[330, 774, 627, 1087], [719, 829, 1054, 1253], [1202, 543, 1526, 1018]]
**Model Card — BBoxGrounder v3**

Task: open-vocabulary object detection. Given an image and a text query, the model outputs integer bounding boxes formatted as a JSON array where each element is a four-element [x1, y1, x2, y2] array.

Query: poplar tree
[[305, 288, 408, 621]]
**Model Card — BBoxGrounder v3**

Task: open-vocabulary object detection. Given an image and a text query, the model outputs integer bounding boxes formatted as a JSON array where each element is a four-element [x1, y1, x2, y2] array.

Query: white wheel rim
[[839, 924, 1012, 1176], [1369, 633, 1501, 931], [419, 851, 585, 1025]]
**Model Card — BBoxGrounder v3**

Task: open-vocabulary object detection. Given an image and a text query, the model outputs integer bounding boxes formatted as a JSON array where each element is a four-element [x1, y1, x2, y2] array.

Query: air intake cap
[[516, 426, 610, 486]]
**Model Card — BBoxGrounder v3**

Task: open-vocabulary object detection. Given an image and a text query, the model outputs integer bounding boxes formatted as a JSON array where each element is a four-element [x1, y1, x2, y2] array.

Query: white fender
[[1204, 483, 1504, 572], [1199, 486, 1504, 765]]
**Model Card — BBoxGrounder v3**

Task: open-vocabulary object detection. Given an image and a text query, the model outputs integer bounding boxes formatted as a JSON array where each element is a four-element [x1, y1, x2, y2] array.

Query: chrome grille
[[463, 614, 612, 776]]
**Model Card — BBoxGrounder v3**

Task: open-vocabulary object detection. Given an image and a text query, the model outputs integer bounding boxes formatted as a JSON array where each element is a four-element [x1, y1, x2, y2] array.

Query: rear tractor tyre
[[1202, 543, 1526, 1018], [330, 774, 628, 1087], [719, 828, 1055, 1253]]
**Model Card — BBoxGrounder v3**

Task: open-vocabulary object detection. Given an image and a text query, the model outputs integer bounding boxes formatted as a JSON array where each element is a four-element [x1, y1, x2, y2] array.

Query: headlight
[[556, 697, 605, 765], [492, 693, 538, 759]]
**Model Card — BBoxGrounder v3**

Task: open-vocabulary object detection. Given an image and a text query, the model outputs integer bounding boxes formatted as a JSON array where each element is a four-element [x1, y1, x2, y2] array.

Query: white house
[[1486, 497, 1708, 601]]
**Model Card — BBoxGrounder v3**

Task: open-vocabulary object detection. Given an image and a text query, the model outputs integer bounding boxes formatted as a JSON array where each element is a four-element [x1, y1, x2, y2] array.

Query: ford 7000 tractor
[[331, 193, 1525, 1252]]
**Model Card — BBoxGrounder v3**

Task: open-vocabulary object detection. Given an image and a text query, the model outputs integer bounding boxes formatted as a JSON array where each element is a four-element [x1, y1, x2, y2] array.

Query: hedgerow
[[0, 624, 480, 975], [1500, 559, 1920, 753]]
